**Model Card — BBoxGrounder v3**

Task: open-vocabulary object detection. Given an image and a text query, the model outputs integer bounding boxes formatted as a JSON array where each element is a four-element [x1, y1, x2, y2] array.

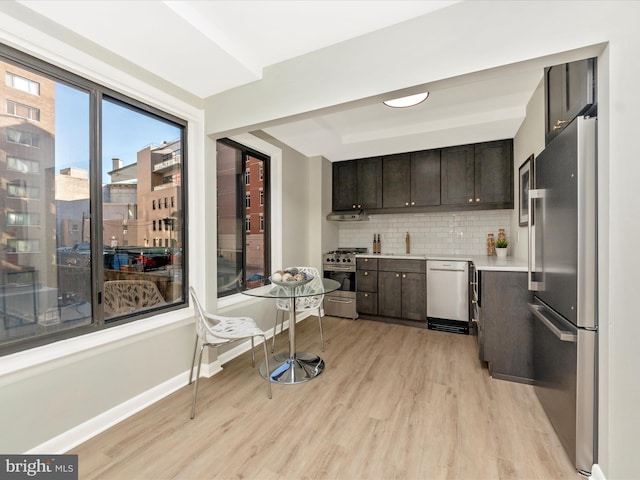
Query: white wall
[[203, 3, 640, 478], [511, 80, 546, 261]]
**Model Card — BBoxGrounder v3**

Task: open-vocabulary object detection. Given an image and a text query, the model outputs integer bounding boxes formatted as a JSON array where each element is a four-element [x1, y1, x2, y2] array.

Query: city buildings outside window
[[5, 71, 40, 95], [0, 45, 187, 355], [216, 139, 269, 297], [7, 100, 40, 121], [6, 128, 39, 147], [6, 156, 39, 174]]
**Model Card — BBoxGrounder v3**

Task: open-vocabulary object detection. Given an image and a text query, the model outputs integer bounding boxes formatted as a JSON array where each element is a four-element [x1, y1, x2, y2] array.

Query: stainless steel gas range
[[322, 247, 367, 319]]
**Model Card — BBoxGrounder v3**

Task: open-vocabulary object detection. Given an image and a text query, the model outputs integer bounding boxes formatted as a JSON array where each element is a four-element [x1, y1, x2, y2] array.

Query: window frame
[[0, 43, 189, 356], [216, 138, 271, 299]]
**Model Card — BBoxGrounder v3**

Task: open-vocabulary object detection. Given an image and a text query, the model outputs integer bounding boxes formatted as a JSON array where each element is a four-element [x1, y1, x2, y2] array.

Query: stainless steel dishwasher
[[426, 260, 470, 334]]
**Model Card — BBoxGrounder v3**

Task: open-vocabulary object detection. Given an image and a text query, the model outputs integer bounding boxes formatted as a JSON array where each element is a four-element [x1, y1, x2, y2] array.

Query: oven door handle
[[324, 266, 356, 273], [327, 297, 354, 304]]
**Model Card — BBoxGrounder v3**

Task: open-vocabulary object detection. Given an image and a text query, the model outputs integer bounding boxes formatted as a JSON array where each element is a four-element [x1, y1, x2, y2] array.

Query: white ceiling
[[17, 0, 543, 161]]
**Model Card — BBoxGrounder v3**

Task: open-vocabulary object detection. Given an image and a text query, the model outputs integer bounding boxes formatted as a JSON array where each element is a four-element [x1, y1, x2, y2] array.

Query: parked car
[[58, 243, 115, 268]]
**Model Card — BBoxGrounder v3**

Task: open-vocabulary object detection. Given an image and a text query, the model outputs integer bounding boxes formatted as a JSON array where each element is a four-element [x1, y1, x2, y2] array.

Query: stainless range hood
[[326, 209, 369, 221]]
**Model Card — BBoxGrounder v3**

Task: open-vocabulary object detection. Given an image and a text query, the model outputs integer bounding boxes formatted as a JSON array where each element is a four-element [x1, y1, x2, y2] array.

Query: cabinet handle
[[352, 204, 357, 209], [396, 273, 400, 277], [364, 293, 369, 297], [476, 198, 480, 202], [364, 258, 369, 262], [472, 299, 477, 304], [470, 281, 477, 286], [468, 198, 473, 203], [364, 271, 368, 276], [405, 202, 409, 206], [411, 201, 415, 206], [357, 204, 362, 208], [552, 119, 568, 131], [402, 274, 406, 278]]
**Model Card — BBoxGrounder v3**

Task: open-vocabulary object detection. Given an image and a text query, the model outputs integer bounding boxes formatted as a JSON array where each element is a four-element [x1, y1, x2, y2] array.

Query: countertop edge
[[355, 253, 528, 272]]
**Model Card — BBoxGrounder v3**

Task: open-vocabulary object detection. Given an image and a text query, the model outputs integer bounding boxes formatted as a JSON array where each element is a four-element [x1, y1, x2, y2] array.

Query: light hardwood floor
[[71, 316, 582, 480]]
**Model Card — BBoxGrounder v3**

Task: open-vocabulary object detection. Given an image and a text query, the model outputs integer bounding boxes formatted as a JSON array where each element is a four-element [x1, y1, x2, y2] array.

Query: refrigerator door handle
[[528, 303, 577, 343], [528, 188, 545, 291]]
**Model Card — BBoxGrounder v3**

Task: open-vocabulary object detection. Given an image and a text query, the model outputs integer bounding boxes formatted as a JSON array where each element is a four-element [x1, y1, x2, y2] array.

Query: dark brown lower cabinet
[[377, 259, 426, 321], [356, 267, 378, 315], [400, 272, 426, 321], [377, 271, 402, 317], [480, 270, 534, 383], [356, 291, 378, 316]]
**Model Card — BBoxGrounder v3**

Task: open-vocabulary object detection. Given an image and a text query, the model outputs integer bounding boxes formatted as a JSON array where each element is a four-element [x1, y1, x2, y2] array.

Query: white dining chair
[[272, 266, 325, 353], [189, 287, 271, 419]]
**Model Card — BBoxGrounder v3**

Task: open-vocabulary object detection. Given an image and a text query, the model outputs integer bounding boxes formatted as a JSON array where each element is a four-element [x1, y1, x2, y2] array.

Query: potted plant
[[495, 239, 508, 258]]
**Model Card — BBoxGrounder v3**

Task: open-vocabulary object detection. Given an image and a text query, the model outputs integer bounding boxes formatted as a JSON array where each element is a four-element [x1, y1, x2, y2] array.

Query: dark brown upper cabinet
[[332, 157, 382, 211], [545, 57, 596, 145], [382, 150, 441, 209], [441, 140, 513, 209], [440, 144, 475, 206], [332, 139, 512, 215]]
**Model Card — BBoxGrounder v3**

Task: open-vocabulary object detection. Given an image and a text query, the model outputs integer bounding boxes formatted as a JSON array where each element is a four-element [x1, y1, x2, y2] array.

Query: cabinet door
[[356, 257, 378, 271], [332, 160, 358, 210], [401, 272, 426, 321], [357, 157, 383, 209], [440, 145, 475, 206], [545, 63, 565, 140], [382, 153, 410, 208], [356, 269, 377, 292], [565, 58, 596, 121], [377, 271, 402, 318], [356, 292, 378, 315], [545, 58, 596, 145], [474, 140, 513, 207], [411, 150, 440, 207]]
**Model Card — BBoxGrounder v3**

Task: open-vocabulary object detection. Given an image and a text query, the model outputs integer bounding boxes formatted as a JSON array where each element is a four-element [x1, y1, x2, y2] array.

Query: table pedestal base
[[259, 352, 325, 384]]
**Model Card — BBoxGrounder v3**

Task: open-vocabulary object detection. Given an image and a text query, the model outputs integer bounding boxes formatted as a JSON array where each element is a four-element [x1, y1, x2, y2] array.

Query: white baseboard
[[25, 364, 217, 454], [25, 311, 313, 454]]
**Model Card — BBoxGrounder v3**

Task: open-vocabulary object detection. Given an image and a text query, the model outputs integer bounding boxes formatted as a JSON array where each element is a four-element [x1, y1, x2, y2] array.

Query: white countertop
[[356, 253, 527, 272]]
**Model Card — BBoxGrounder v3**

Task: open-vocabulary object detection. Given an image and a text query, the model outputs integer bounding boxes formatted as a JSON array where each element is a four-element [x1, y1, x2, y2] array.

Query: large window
[[0, 44, 187, 354], [216, 139, 269, 297]]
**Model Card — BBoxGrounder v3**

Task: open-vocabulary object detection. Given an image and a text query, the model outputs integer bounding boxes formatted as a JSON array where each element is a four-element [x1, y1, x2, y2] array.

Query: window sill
[[0, 308, 194, 382], [218, 292, 254, 309]]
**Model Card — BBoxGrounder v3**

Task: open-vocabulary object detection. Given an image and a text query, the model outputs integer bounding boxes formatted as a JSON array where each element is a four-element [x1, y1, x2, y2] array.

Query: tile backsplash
[[338, 210, 512, 256]]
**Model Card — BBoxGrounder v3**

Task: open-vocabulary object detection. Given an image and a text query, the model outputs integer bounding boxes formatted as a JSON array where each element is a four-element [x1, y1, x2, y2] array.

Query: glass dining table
[[241, 277, 340, 385]]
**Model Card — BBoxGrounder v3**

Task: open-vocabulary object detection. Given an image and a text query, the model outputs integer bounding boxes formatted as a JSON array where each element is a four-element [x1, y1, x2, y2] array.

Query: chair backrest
[[103, 280, 166, 315], [275, 266, 323, 310], [190, 286, 218, 342], [190, 286, 261, 342]]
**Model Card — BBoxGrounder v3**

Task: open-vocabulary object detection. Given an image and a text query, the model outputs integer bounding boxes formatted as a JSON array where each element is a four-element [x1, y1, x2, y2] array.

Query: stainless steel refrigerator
[[528, 115, 597, 476]]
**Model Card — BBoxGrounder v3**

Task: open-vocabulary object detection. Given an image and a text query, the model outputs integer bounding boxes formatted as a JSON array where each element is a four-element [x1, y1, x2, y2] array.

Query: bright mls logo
[[0, 455, 77, 479]]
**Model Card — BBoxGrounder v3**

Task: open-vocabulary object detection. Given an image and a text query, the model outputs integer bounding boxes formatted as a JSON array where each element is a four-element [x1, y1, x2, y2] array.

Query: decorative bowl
[[269, 276, 313, 287]]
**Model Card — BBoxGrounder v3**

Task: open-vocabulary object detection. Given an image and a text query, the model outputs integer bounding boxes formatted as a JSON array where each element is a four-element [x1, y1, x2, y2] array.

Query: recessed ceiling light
[[383, 92, 429, 108]]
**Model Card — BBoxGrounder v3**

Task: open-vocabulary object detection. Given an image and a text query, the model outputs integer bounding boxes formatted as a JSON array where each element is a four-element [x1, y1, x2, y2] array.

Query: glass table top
[[239, 277, 340, 299]]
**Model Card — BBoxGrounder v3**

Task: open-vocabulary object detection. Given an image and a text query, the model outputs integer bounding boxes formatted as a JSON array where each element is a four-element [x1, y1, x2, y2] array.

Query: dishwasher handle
[[428, 266, 466, 272]]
